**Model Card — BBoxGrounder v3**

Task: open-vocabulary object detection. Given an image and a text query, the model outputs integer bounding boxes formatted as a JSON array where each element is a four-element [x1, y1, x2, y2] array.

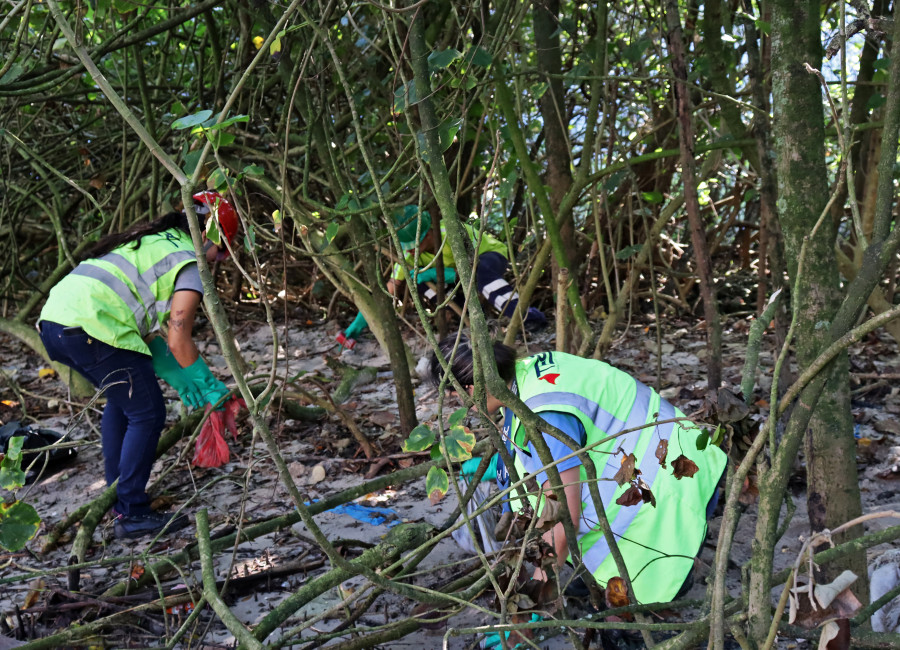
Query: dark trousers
[[40, 321, 165, 516], [419, 252, 546, 326]]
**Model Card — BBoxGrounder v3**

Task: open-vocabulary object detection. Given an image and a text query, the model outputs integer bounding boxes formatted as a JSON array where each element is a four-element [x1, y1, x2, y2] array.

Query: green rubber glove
[[461, 453, 498, 482], [344, 311, 368, 340], [413, 266, 457, 285], [182, 356, 230, 409], [148, 337, 204, 409]]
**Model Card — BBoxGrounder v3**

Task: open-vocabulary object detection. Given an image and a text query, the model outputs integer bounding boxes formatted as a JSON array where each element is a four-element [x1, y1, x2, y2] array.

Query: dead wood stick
[[300, 378, 376, 459]]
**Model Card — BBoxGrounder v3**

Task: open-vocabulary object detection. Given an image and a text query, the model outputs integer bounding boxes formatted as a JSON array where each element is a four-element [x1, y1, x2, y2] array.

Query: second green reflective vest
[[504, 351, 727, 603]]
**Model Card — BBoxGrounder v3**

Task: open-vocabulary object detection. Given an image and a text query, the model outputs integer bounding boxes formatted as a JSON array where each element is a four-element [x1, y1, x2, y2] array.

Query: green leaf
[[271, 209, 283, 232], [392, 80, 418, 113], [444, 425, 475, 462], [208, 131, 235, 149], [182, 149, 203, 176], [695, 430, 710, 451], [205, 219, 222, 247], [438, 118, 462, 152], [428, 48, 460, 70], [0, 501, 41, 552], [710, 424, 725, 447], [402, 424, 435, 453], [448, 407, 468, 427], [615, 244, 643, 260], [468, 46, 492, 67], [0, 62, 25, 85], [171, 110, 213, 130], [641, 190, 664, 204], [0, 437, 26, 490], [754, 20, 771, 35], [425, 466, 449, 505], [867, 94, 886, 111], [208, 167, 231, 192], [243, 164, 265, 177], [113, 0, 137, 14], [325, 221, 339, 244], [205, 114, 250, 131]]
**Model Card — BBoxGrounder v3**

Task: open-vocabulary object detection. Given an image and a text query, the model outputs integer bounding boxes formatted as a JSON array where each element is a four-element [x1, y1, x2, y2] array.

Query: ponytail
[[80, 211, 191, 261]]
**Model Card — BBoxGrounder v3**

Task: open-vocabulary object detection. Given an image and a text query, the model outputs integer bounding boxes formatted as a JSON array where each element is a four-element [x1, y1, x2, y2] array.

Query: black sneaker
[[114, 511, 190, 539]]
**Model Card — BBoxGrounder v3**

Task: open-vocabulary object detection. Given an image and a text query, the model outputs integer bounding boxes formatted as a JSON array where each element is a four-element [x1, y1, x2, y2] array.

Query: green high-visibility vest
[[40, 229, 198, 355], [392, 223, 508, 281], [505, 351, 727, 603]]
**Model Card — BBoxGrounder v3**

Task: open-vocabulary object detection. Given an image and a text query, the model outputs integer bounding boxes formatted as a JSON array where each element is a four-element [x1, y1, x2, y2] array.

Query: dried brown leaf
[[605, 576, 630, 610], [671, 454, 699, 480], [23, 579, 44, 609], [534, 494, 562, 532], [615, 485, 643, 507], [655, 439, 668, 468], [613, 453, 637, 486]]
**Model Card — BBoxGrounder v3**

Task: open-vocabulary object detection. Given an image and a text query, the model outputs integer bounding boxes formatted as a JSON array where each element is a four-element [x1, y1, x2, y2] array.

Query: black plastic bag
[[0, 421, 78, 484]]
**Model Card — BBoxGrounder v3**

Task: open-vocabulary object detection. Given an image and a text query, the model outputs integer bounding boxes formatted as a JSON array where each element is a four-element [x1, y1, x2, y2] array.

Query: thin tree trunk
[[664, 0, 722, 391]]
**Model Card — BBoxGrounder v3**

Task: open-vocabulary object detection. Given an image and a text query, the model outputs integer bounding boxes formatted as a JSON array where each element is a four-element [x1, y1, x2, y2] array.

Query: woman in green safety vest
[[429, 334, 727, 605], [38, 191, 239, 540]]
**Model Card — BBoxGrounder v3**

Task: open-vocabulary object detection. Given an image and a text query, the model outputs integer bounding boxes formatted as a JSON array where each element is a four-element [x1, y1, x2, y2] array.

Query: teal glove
[[182, 356, 230, 409], [461, 453, 498, 482], [413, 266, 457, 285], [344, 311, 368, 340], [148, 337, 204, 409], [481, 613, 542, 649]]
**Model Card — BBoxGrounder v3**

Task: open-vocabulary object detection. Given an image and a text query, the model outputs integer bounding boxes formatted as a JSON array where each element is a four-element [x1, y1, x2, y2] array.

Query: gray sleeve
[[173, 263, 204, 295]]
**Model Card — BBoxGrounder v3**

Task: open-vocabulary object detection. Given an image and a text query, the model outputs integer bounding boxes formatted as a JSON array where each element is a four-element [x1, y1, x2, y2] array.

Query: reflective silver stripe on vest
[[522, 380, 653, 548], [70, 264, 149, 336], [581, 390, 675, 572], [100, 249, 196, 331]]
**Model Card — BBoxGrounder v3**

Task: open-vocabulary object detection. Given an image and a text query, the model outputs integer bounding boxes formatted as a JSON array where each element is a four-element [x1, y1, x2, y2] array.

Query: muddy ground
[[2, 312, 900, 649]]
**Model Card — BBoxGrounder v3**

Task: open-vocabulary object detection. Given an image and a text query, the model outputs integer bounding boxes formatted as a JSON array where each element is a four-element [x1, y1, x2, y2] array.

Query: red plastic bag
[[192, 398, 245, 468]]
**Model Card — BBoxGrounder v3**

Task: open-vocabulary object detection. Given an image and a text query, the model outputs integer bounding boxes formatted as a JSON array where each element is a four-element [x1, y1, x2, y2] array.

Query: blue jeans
[[40, 321, 165, 516]]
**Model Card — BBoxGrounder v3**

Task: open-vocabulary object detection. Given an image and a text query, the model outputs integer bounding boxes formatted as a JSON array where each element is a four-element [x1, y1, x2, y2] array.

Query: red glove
[[192, 397, 245, 468]]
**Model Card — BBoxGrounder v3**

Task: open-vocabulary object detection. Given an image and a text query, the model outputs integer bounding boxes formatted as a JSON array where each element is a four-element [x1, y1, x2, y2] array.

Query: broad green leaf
[[392, 80, 418, 113], [205, 219, 222, 247], [428, 48, 460, 70], [444, 425, 475, 462], [271, 209, 283, 232], [205, 114, 250, 131], [448, 407, 468, 427], [208, 167, 231, 191], [426, 466, 449, 505], [615, 244, 643, 260], [171, 110, 213, 130], [438, 118, 462, 152], [182, 149, 203, 176], [641, 190, 664, 204], [402, 424, 435, 453], [468, 46, 492, 67], [113, 0, 137, 14], [0, 62, 25, 85], [208, 131, 235, 149], [325, 221, 339, 244], [336, 193, 350, 211], [0, 501, 41, 552], [243, 223, 256, 253], [695, 430, 710, 451], [243, 164, 264, 177], [0, 437, 25, 490], [711, 424, 725, 447], [867, 94, 886, 111]]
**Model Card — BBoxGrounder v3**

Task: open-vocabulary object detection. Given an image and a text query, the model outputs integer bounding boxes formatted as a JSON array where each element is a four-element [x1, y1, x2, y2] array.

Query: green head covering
[[394, 205, 430, 251]]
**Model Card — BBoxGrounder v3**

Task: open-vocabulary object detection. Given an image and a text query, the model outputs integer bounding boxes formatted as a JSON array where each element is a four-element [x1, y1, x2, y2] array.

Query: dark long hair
[[81, 211, 191, 261], [429, 334, 518, 388]]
